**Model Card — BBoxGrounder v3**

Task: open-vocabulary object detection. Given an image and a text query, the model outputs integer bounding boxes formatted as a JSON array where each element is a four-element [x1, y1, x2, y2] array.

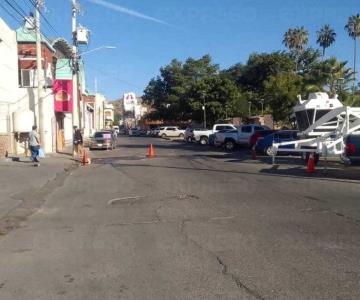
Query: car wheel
[[199, 136, 208, 145], [179, 133, 184, 139], [161, 133, 166, 139], [224, 140, 235, 151], [265, 146, 276, 156]]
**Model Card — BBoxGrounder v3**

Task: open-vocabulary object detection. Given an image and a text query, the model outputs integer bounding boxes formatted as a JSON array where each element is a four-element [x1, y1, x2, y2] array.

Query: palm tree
[[316, 25, 336, 57], [283, 26, 309, 71], [345, 14, 360, 96], [321, 58, 353, 96]]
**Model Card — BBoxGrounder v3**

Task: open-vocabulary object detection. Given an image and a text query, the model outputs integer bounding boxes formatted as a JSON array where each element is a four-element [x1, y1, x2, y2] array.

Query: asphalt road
[[0, 136, 360, 299]]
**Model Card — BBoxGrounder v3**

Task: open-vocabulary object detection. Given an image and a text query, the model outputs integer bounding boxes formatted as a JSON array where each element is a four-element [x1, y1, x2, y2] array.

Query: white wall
[[0, 18, 19, 133], [95, 93, 106, 130], [0, 18, 56, 153], [64, 113, 73, 143]]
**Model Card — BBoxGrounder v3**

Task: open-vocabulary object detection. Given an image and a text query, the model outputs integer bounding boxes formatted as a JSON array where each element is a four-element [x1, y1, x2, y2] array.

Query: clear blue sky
[[1, 0, 358, 100]]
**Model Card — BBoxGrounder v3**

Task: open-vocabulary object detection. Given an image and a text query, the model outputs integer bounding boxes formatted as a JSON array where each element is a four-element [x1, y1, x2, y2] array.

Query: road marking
[[107, 196, 146, 205], [210, 216, 235, 220]]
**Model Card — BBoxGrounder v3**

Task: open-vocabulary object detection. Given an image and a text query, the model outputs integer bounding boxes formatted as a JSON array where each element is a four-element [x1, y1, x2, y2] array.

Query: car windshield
[[94, 132, 104, 138]]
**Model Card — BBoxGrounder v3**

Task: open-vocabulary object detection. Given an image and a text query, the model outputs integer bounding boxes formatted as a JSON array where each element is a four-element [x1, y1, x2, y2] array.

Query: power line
[[86, 64, 144, 90], [4, 0, 27, 20], [8, 0, 28, 18], [0, 2, 23, 25], [3, 0, 55, 47], [23, 0, 60, 36]]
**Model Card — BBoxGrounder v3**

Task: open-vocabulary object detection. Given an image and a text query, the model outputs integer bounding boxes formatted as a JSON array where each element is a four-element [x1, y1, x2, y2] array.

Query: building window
[[20, 69, 37, 87]]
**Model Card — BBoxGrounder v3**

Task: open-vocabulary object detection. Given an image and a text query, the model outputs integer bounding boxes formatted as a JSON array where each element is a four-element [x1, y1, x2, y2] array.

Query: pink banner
[[54, 80, 73, 112]]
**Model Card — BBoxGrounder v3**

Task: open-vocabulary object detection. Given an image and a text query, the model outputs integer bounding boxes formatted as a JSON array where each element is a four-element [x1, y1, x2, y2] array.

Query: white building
[[0, 18, 19, 156], [94, 93, 107, 131], [122, 92, 148, 128], [104, 103, 114, 128]]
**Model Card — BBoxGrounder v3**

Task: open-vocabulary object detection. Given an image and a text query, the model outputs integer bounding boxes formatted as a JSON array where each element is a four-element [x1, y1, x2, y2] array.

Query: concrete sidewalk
[[0, 153, 78, 222]]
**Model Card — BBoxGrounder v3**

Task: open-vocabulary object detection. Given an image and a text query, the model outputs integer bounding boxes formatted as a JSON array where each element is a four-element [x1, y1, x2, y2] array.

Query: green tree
[[236, 52, 294, 93], [187, 77, 244, 124], [283, 27, 309, 71], [264, 72, 303, 122], [345, 14, 360, 94], [143, 55, 221, 122], [308, 57, 354, 96], [316, 25, 336, 57]]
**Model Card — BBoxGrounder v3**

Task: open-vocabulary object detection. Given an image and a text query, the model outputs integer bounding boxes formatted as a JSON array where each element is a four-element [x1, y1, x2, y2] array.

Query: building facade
[[0, 17, 110, 156]]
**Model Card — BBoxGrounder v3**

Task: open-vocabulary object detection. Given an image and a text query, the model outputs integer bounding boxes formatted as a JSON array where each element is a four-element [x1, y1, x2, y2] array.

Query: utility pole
[[72, 1, 79, 126], [94, 77, 98, 130], [202, 93, 206, 129], [35, 0, 44, 149], [71, 0, 79, 156]]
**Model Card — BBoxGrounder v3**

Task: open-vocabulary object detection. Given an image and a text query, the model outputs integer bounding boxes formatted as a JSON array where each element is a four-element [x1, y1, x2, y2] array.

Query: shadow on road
[[107, 162, 360, 184]]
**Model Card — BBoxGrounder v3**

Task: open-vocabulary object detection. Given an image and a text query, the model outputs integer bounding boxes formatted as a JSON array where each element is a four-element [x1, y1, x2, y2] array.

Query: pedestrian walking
[[29, 125, 40, 167], [73, 127, 84, 157]]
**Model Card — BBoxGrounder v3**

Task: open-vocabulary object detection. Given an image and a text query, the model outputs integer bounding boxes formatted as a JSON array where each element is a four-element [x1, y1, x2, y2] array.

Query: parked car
[[255, 130, 299, 156], [128, 128, 142, 136], [89, 131, 117, 150], [194, 124, 237, 145], [118, 126, 126, 135], [249, 129, 276, 148], [158, 126, 185, 138], [184, 127, 208, 142], [209, 129, 234, 146], [344, 133, 360, 164], [152, 127, 161, 137], [215, 124, 270, 150]]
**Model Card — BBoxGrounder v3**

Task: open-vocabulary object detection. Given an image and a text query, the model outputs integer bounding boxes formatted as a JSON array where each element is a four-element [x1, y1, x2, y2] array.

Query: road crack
[[216, 256, 265, 300], [0, 164, 78, 237], [180, 220, 264, 299]]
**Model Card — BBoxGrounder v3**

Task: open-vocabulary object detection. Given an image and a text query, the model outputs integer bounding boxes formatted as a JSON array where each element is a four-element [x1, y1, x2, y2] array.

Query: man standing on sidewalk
[[29, 125, 40, 167], [73, 126, 84, 158]]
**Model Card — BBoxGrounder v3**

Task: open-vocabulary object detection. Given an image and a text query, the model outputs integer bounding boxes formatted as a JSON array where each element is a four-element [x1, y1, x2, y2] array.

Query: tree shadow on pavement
[[110, 162, 360, 184]]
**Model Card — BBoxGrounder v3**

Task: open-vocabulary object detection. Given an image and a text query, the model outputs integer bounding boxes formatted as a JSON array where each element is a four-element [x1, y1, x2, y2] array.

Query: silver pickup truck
[[215, 124, 270, 150]]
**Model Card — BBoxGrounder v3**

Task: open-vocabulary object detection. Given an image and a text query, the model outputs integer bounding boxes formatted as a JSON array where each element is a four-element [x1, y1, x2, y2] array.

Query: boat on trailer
[[272, 92, 360, 163]]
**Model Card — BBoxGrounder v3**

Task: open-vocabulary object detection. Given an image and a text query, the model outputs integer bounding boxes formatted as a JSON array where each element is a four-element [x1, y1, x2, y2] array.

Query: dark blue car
[[345, 134, 360, 164], [255, 130, 299, 156]]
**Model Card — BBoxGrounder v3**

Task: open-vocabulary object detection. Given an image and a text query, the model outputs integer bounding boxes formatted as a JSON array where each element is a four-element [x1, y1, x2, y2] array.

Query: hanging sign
[[54, 80, 73, 112]]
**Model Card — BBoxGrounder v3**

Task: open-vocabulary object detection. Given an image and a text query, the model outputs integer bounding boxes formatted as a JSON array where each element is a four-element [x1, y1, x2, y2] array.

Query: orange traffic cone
[[307, 153, 315, 173], [82, 150, 90, 165], [148, 144, 155, 158]]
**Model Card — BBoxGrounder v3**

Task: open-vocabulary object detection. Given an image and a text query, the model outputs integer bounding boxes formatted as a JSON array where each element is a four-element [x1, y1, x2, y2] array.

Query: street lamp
[[79, 46, 116, 57], [202, 93, 206, 129], [260, 99, 264, 115]]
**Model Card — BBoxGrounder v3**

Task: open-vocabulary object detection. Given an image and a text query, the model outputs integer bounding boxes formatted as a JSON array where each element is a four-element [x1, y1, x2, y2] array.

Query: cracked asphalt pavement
[[0, 136, 360, 299]]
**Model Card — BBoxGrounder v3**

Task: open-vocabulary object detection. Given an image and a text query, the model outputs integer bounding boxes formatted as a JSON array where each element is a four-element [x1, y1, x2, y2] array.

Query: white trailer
[[271, 92, 360, 163]]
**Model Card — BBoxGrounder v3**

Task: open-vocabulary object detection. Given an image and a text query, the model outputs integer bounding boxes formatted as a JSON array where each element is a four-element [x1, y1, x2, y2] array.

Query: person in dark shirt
[[73, 127, 83, 157]]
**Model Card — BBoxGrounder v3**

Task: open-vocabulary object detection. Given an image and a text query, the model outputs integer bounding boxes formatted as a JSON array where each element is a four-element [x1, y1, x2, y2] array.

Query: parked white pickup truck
[[215, 124, 270, 150], [194, 124, 237, 145]]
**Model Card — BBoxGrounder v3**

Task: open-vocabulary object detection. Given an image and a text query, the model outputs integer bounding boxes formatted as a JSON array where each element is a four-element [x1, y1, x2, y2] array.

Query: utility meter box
[[77, 27, 90, 45]]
